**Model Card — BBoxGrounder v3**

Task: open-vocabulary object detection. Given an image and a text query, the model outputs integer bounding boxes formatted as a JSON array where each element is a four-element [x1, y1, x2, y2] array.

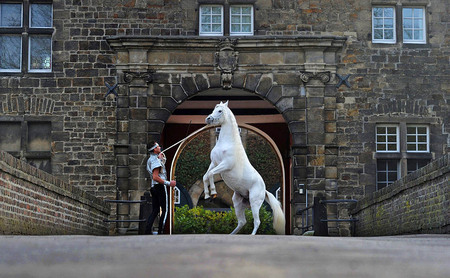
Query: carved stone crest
[[123, 70, 154, 84], [215, 38, 239, 90]]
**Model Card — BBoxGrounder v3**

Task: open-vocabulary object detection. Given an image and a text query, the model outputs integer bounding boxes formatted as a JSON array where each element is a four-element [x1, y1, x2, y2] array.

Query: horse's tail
[[265, 191, 286, 235]]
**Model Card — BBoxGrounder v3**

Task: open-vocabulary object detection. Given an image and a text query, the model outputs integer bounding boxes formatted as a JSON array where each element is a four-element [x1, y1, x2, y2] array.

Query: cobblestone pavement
[[0, 234, 449, 278]]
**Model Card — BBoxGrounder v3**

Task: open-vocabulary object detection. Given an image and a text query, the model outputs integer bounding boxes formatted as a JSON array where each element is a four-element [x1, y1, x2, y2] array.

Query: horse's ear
[[219, 101, 223, 105], [224, 100, 229, 107]]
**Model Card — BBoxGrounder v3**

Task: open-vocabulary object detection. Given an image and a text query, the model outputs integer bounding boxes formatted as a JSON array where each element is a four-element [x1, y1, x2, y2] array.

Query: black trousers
[[145, 184, 168, 234]]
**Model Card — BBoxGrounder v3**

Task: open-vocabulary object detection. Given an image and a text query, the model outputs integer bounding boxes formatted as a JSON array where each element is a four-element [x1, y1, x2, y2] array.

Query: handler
[[144, 141, 176, 235]]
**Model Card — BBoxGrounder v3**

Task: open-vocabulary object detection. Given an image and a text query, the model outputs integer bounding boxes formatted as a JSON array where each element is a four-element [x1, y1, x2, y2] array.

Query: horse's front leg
[[202, 162, 216, 199]]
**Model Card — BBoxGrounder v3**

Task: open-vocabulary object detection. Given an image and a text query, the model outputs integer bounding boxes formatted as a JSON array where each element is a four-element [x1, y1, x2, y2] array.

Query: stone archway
[[107, 35, 346, 234]]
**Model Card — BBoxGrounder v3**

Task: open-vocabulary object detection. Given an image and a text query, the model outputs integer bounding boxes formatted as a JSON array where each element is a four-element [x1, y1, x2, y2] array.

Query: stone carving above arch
[[214, 38, 239, 90]]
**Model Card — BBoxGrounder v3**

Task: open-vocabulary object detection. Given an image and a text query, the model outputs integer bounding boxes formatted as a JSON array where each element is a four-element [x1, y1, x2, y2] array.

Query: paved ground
[[0, 234, 449, 278]]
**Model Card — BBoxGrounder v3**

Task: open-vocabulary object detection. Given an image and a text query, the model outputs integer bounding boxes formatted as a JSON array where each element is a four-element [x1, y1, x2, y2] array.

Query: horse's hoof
[[212, 194, 217, 199]]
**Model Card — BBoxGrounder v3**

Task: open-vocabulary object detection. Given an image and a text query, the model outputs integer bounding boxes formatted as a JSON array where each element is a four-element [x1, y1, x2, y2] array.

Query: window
[[199, 4, 254, 36], [407, 159, 429, 174], [0, 121, 52, 173], [199, 5, 223, 36], [403, 7, 426, 44], [230, 5, 253, 36], [377, 160, 399, 190], [0, 1, 53, 73], [374, 122, 432, 190], [406, 125, 429, 152], [372, 7, 396, 43], [376, 125, 399, 152]]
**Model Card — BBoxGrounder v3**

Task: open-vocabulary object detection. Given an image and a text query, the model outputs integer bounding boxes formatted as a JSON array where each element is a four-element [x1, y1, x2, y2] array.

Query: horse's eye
[[218, 110, 222, 113]]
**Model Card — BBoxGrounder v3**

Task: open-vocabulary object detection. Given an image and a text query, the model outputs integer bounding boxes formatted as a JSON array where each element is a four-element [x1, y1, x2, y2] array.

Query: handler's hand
[[169, 180, 176, 187]]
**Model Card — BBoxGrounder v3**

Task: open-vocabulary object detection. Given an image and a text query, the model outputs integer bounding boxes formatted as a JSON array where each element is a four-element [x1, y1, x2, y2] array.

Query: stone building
[[0, 0, 448, 235]]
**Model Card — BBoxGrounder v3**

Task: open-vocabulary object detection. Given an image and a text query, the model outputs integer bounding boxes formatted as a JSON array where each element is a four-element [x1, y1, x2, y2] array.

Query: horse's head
[[205, 101, 229, 126]]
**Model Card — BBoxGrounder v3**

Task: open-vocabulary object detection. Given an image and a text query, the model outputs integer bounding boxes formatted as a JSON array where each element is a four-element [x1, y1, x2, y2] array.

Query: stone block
[[244, 74, 262, 91]]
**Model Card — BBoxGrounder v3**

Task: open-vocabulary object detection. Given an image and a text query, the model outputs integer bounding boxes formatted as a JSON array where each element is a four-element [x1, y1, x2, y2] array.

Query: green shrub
[[174, 205, 276, 234]]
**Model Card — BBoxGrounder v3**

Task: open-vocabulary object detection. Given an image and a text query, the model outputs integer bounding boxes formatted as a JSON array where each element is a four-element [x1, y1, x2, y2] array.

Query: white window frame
[[0, 3, 23, 28], [376, 124, 399, 153], [402, 7, 426, 44], [376, 159, 400, 190], [230, 5, 253, 36], [29, 3, 53, 29], [0, 35, 22, 72], [199, 5, 223, 36], [372, 6, 396, 44], [28, 35, 52, 73], [406, 125, 429, 153]]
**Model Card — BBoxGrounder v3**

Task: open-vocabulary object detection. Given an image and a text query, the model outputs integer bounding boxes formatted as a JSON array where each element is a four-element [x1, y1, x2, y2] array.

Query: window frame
[[229, 5, 254, 36], [199, 5, 224, 36], [376, 124, 400, 153], [376, 159, 400, 190], [372, 6, 396, 44], [402, 7, 426, 44], [0, 1, 53, 74], [406, 125, 429, 153]]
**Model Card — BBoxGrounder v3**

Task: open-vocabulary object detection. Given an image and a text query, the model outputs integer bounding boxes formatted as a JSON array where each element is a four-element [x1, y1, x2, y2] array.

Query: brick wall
[[351, 154, 449, 236], [0, 150, 110, 235]]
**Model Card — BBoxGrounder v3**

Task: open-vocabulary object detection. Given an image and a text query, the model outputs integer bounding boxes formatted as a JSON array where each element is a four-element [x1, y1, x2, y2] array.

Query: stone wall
[[0, 150, 110, 235], [351, 154, 449, 236]]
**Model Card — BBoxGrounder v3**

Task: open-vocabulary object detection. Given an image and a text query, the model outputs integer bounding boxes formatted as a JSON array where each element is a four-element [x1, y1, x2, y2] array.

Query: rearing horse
[[203, 101, 285, 235]]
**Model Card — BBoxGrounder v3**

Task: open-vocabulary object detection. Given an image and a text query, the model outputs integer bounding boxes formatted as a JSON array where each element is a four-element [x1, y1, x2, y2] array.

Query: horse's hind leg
[[249, 190, 265, 235], [230, 193, 246, 234]]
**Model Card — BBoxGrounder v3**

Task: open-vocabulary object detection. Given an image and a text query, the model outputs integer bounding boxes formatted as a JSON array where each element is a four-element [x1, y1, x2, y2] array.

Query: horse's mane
[[223, 104, 241, 140]]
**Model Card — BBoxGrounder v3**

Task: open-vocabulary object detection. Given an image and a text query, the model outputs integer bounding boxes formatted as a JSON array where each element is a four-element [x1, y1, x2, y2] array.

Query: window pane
[[407, 126, 415, 134], [242, 24, 251, 32], [403, 8, 413, 17], [413, 8, 422, 18], [387, 127, 396, 134], [212, 24, 221, 32], [230, 7, 239, 14], [212, 6, 221, 14], [377, 135, 386, 143], [30, 4, 52, 28], [414, 30, 423, 40], [374, 29, 383, 39], [384, 8, 394, 17], [377, 144, 386, 151], [231, 15, 240, 23], [417, 135, 427, 142], [418, 144, 427, 151], [242, 15, 251, 24], [201, 15, 210, 23], [0, 35, 21, 70], [387, 135, 397, 142], [384, 18, 393, 28], [403, 18, 412, 28], [29, 36, 52, 70], [404, 30, 412, 40], [373, 8, 383, 17], [388, 172, 397, 181], [417, 127, 427, 134], [212, 15, 221, 23], [414, 19, 423, 29], [374, 18, 383, 28], [407, 135, 415, 143], [384, 29, 394, 39], [387, 144, 397, 151], [201, 7, 211, 15], [231, 24, 239, 32], [242, 7, 251, 14], [407, 144, 416, 151], [201, 24, 210, 32], [0, 4, 22, 27]]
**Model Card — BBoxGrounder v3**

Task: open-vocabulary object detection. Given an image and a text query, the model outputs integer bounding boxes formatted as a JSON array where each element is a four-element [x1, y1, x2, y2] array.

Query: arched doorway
[[162, 88, 291, 234]]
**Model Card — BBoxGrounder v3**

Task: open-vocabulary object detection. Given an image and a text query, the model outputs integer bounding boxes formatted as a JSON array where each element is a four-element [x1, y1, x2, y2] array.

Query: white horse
[[203, 101, 285, 235]]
